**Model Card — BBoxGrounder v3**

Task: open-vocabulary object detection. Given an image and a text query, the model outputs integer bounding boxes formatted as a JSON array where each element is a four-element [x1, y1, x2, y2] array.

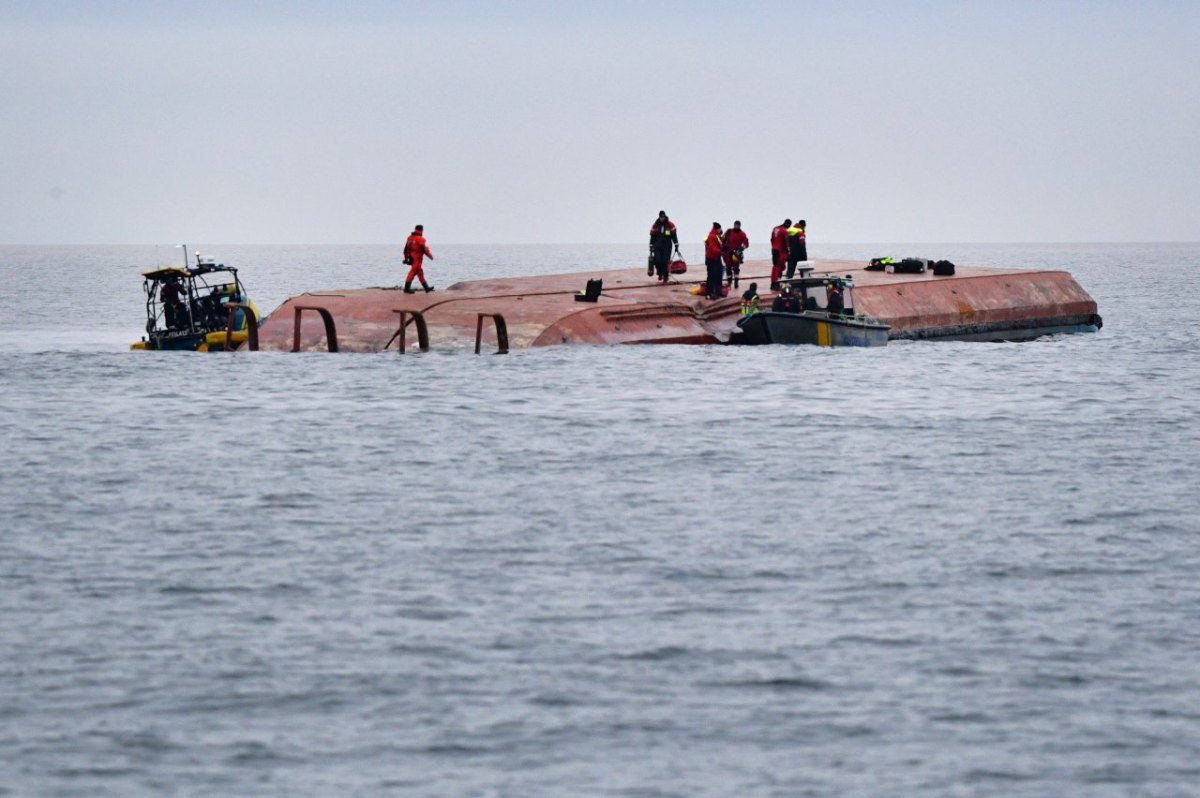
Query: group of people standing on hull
[[650, 211, 806, 300], [649, 212, 752, 300], [702, 221, 751, 300]]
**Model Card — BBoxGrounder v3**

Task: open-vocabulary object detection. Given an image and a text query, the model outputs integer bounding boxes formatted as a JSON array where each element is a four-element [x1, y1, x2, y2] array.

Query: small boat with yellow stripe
[[130, 251, 260, 351], [733, 272, 890, 347]]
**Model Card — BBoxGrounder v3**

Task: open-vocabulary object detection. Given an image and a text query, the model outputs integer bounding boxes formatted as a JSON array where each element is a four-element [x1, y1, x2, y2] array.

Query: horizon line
[[3, 240, 1199, 247]]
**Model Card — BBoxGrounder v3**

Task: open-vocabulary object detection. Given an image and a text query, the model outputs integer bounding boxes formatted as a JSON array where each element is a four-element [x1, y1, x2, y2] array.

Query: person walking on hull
[[770, 218, 792, 290], [723, 220, 749, 289], [786, 219, 807, 280], [704, 222, 724, 300], [403, 225, 435, 293], [649, 211, 679, 283]]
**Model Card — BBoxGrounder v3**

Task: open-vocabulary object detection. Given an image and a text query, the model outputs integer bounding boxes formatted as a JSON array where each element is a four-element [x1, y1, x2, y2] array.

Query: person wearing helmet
[[772, 284, 801, 313], [403, 225, 435, 294], [827, 278, 845, 316]]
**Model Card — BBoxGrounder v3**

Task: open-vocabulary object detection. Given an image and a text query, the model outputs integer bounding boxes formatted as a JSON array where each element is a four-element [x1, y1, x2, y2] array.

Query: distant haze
[[2, 0, 1198, 244]]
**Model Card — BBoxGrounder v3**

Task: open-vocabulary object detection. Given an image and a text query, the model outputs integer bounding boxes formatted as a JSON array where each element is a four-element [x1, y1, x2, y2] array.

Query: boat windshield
[[779, 277, 856, 316]]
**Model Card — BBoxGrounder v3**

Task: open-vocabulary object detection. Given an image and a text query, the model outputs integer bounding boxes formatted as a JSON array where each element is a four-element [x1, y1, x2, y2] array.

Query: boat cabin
[[778, 267, 857, 317], [133, 259, 255, 351]]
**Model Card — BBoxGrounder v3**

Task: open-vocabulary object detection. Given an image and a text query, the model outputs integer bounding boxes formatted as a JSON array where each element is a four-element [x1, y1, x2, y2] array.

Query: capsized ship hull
[[252, 259, 1102, 353]]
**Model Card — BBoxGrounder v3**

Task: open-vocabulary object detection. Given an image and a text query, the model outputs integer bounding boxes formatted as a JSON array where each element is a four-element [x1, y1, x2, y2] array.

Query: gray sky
[[2, 0, 1198, 244]]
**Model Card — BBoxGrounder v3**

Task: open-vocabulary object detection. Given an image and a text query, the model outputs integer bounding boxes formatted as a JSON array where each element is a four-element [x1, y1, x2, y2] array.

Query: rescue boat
[[130, 250, 260, 351], [733, 271, 890, 347]]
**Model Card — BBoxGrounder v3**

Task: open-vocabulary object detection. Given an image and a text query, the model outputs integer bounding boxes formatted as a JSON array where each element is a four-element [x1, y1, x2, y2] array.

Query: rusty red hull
[[255, 259, 1101, 352]]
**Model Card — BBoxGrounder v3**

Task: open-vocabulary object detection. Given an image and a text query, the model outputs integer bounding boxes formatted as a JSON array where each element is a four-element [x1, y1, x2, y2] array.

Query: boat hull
[[734, 312, 890, 347]]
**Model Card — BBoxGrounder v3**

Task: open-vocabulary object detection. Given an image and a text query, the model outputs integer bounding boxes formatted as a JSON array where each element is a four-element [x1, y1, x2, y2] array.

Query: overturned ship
[[245, 258, 1101, 353]]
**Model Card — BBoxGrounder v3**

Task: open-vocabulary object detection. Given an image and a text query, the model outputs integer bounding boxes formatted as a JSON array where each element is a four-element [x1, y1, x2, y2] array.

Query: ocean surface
[[1, 242, 1198, 797]]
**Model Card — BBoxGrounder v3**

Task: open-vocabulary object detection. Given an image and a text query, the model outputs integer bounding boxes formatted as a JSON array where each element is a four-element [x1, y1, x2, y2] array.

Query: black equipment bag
[[892, 258, 930, 274]]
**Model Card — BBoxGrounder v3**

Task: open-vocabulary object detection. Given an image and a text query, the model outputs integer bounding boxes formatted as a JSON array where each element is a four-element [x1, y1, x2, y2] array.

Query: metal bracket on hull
[[292, 306, 339, 352], [391, 309, 430, 353], [475, 313, 509, 355], [224, 303, 259, 351]]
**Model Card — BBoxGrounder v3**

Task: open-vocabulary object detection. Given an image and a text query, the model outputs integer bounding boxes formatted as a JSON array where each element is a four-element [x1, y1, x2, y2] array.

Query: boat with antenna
[[130, 245, 260, 351]]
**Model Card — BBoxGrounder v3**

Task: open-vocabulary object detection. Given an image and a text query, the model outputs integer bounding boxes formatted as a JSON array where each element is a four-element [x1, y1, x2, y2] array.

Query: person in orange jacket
[[402, 225, 434, 293], [770, 218, 792, 290], [704, 222, 725, 300]]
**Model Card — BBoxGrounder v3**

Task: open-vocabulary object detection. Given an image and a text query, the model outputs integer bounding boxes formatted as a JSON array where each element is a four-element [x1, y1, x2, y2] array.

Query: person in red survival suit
[[649, 210, 680, 283], [722, 220, 749, 289], [826, 279, 845, 316], [704, 222, 725, 300], [770, 218, 792, 290], [402, 225, 435, 293]]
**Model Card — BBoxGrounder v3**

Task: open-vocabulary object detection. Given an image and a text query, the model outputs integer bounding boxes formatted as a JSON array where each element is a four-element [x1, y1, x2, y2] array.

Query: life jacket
[[724, 228, 749, 253], [650, 219, 677, 247], [705, 230, 723, 260], [787, 226, 806, 258], [827, 284, 844, 312], [740, 294, 760, 316], [406, 234, 430, 264]]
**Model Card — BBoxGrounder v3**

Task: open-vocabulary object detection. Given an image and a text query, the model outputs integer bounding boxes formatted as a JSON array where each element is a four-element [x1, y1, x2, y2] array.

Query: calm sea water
[[1, 243, 1198, 796]]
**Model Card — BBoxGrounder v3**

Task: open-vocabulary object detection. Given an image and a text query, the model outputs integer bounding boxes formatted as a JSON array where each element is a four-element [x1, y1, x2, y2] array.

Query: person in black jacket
[[648, 211, 679, 283], [786, 219, 807, 280]]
